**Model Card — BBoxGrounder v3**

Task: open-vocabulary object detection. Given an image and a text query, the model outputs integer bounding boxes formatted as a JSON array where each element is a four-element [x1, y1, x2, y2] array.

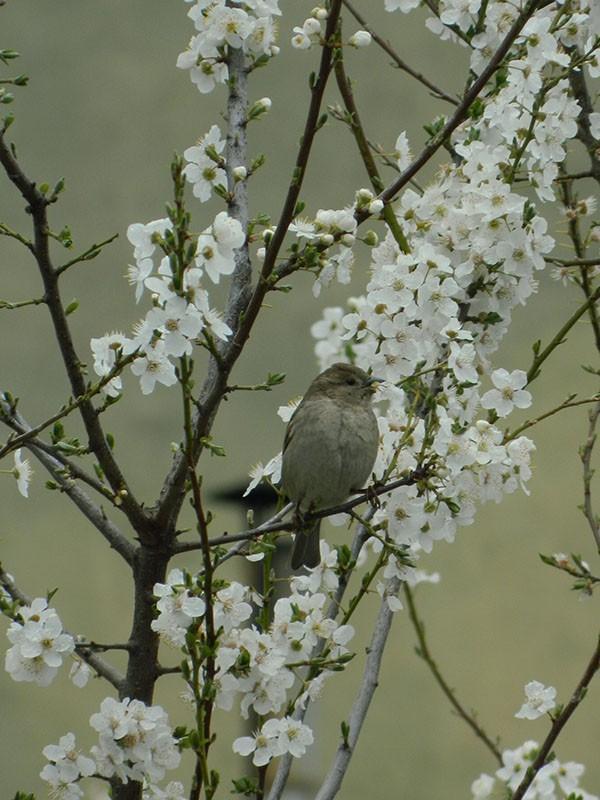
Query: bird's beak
[[365, 375, 384, 393]]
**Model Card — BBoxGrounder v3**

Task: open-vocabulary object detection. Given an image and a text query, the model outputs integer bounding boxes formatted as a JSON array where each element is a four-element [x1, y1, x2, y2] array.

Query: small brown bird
[[281, 363, 380, 569]]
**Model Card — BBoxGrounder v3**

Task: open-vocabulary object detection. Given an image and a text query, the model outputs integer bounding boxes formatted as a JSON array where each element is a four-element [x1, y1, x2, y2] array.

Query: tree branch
[[0, 565, 125, 691], [313, 576, 402, 800], [0, 401, 136, 564], [364, 0, 542, 214], [341, 0, 459, 106], [581, 401, 600, 553], [0, 130, 149, 536], [173, 468, 429, 552], [404, 584, 502, 763], [510, 632, 600, 800]]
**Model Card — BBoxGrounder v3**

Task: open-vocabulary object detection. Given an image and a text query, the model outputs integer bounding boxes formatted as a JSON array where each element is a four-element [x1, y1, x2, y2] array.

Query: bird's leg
[[350, 477, 382, 509]]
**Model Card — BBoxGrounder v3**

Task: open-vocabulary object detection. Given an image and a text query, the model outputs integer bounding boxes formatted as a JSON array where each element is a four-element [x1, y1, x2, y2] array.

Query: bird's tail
[[291, 520, 321, 570]]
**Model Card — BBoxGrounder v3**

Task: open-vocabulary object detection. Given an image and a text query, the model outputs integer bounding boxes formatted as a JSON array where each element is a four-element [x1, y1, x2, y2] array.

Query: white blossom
[[515, 680, 557, 720]]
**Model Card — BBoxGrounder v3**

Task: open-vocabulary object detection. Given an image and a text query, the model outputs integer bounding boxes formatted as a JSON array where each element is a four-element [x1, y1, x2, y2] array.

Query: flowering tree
[[1, 1, 600, 799]]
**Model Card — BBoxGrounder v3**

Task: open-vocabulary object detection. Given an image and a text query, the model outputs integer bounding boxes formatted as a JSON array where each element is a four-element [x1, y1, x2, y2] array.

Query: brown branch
[[173, 467, 429, 553], [360, 0, 542, 215], [333, 51, 409, 251], [341, 0, 458, 105], [0, 565, 125, 691], [510, 632, 600, 800], [404, 585, 502, 763], [580, 401, 600, 553], [0, 132, 150, 537]]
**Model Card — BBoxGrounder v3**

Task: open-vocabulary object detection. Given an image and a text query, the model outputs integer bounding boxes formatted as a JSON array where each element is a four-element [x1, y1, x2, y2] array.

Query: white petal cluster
[[89, 697, 181, 783], [233, 716, 314, 766], [388, 0, 597, 203], [39, 702, 181, 798], [471, 740, 598, 799], [161, 569, 353, 760], [183, 124, 226, 202], [40, 733, 95, 799], [5, 597, 75, 687], [151, 568, 207, 646], [91, 210, 240, 395], [195, 582, 352, 722], [515, 680, 557, 720], [143, 781, 187, 800], [178, 0, 281, 94]]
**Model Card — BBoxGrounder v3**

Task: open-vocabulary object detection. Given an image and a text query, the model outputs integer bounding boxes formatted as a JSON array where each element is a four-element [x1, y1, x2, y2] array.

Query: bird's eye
[[346, 377, 357, 386]]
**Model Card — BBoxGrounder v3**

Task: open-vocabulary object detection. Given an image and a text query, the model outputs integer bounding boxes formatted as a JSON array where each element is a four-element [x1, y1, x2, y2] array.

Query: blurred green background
[[1, 2, 598, 798]]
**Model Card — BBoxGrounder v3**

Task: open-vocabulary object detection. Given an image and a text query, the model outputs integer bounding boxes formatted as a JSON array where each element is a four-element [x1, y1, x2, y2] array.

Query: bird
[[281, 362, 380, 569]]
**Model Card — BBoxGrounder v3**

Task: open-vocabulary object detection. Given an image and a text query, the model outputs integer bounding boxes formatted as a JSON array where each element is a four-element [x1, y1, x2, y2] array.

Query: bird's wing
[[282, 400, 303, 454]]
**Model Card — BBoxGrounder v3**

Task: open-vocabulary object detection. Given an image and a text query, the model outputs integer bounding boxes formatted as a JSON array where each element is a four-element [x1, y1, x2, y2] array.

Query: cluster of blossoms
[[5, 598, 75, 687], [282, 0, 600, 593], [177, 0, 282, 94], [233, 716, 314, 766], [291, 6, 371, 49], [152, 566, 356, 766], [151, 568, 207, 646], [90, 207, 242, 395], [89, 697, 180, 784], [471, 740, 598, 799], [39, 698, 182, 798], [390, 0, 599, 202]]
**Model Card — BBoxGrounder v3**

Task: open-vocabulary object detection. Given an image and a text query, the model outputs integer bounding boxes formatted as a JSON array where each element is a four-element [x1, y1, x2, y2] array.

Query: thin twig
[[546, 257, 600, 268], [55, 233, 119, 276], [580, 401, 600, 553], [526, 287, 600, 384], [0, 131, 148, 535], [504, 394, 600, 443], [0, 352, 137, 461], [510, 632, 600, 800], [404, 585, 502, 763], [341, 0, 458, 105], [333, 51, 409, 251]]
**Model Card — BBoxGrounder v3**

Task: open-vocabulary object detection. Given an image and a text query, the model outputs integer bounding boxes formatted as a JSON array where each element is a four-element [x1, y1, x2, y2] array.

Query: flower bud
[[349, 30, 372, 48]]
